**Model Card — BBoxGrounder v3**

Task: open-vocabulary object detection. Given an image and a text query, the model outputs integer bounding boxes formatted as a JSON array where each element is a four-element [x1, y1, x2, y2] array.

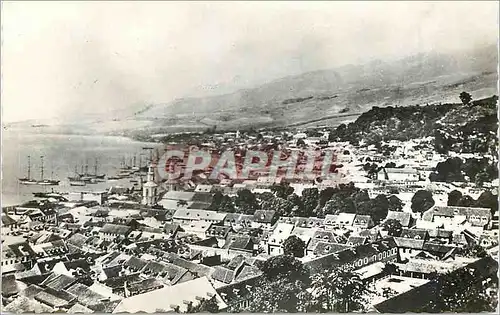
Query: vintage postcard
[[1, 1, 498, 313]]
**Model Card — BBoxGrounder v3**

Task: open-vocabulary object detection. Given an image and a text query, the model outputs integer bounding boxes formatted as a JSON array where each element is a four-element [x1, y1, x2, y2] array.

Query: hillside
[[328, 95, 498, 154], [5, 45, 497, 138], [127, 44, 497, 135]]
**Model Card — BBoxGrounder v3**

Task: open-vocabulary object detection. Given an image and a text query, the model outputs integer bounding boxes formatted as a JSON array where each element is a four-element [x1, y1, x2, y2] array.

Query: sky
[[1, 1, 498, 122]]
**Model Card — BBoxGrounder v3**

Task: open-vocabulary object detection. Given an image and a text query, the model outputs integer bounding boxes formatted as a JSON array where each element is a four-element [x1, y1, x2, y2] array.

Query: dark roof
[[64, 259, 91, 272], [385, 211, 412, 227], [19, 284, 44, 299], [226, 255, 246, 270], [358, 229, 382, 242], [211, 266, 235, 284], [2, 274, 21, 296], [66, 283, 106, 307], [353, 214, 373, 227], [1, 213, 17, 226], [207, 225, 231, 238], [164, 223, 181, 235], [34, 287, 76, 308], [41, 273, 76, 291], [305, 238, 398, 273], [103, 273, 142, 289], [313, 242, 351, 256], [100, 223, 131, 235], [234, 264, 263, 283], [252, 210, 277, 223], [124, 256, 148, 272], [162, 253, 214, 278], [400, 228, 429, 240], [347, 236, 368, 246], [128, 278, 164, 294], [7, 242, 37, 258], [223, 234, 254, 251]]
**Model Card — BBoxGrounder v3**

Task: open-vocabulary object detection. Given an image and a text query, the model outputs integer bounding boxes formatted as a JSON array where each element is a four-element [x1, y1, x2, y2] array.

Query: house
[[98, 224, 132, 241], [252, 210, 278, 229], [312, 242, 351, 257], [181, 221, 213, 239], [173, 209, 226, 225], [400, 228, 429, 241], [306, 230, 347, 256], [385, 211, 414, 228], [422, 205, 492, 229], [353, 214, 375, 229], [334, 213, 357, 228], [164, 223, 182, 238], [377, 168, 419, 182], [195, 185, 214, 193], [223, 234, 257, 253], [2, 242, 37, 271], [305, 238, 399, 274], [267, 223, 294, 255], [111, 277, 227, 313], [67, 191, 107, 205], [206, 225, 232, 247]]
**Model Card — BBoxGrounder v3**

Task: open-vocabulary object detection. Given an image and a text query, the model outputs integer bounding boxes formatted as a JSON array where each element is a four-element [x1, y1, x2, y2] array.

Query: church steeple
[[142, 163, 158, 206]]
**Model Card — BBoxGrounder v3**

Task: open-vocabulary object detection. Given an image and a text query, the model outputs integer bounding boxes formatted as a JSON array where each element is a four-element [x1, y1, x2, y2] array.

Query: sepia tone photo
[[1, 1, 498, 313]]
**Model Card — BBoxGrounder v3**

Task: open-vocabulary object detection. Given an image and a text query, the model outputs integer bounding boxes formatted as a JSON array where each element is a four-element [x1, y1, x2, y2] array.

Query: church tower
[[142, 163, 158, 206]]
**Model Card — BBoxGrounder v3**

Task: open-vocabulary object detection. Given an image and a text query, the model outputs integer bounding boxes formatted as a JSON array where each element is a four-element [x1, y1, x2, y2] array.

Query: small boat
[[69, 180, 86, 186]]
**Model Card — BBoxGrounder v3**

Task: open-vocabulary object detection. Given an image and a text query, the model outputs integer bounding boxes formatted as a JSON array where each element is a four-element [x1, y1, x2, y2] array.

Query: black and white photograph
[[1, 1, 499, 313]]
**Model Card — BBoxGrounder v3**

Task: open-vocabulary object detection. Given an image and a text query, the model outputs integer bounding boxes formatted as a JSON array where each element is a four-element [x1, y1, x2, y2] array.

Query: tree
[[431, 267, 496, 312], [301, 188, 320, 217], [475, 171, 490, 187], [476, 190, 498, 215], [411, 190, 435, 213], [382, 219, 403, 236], [320, 195, 355, 217], [311, 267, 370, 313], [458, 244, 487, 258], [185, 297, 219, 313], [447, 190, 463, 206], [260, 255, 310, 285], [270, 183, 294, 199], [363, 194, 390, 223], [319, 187, 335, 208], [459, 91, 472, 106], [458, 195, 475, 207], [388, 195, 403, 212], [246, 278, 312, 312], [234, 189, 259, 214], [283, 235, 306, 258]]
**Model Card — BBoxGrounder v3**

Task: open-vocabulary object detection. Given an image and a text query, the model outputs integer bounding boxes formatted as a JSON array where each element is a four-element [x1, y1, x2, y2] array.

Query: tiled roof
[[100, 223, 131, 235], [385, 211, 412, 227], [252, 210, 277, 223]]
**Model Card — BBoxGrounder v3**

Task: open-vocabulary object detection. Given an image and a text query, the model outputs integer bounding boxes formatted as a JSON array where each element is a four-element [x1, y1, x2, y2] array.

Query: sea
[[1, 129, 161, 207]]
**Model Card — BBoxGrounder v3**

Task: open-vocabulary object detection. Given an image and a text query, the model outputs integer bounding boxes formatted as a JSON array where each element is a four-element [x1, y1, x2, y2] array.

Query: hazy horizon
[[2, 1, 498, 123]]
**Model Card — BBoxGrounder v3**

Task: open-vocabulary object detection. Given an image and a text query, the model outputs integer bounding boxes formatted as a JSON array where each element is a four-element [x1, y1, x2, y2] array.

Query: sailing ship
[[19, 156, 60, 186], [18, 156, 37, 185], [36, 156, 60, 186], [68, 165, 87, 186]]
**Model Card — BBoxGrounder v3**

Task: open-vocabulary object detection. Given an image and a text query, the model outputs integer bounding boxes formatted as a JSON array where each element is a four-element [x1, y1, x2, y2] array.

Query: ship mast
[[94, 157, 98, 175], [27, 155, 31, 180], [85, 158, 89, 175], [40, 156, 44, 181]]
